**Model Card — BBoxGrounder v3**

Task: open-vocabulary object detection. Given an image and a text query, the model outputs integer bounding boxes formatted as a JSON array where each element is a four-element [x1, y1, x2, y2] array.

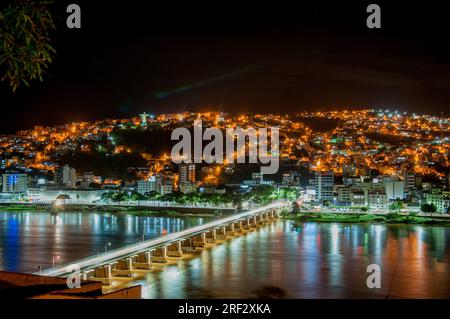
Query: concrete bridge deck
[[36, 202, 287, 278]]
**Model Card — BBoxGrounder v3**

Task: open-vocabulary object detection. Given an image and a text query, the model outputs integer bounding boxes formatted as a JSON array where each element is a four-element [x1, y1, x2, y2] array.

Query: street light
[[52, 255, 60, 267], [105, 242, 111, 252]]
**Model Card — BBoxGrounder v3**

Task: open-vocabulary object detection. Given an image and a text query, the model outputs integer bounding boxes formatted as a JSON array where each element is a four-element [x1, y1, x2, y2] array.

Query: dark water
[[1, 211, 449, 298], [138, 221, 450, 299], [0, 211, 209, 273]]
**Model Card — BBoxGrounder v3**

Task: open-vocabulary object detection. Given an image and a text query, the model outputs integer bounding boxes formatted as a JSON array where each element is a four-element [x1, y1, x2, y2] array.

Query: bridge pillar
[[94, 264, 113, 285], [151, 246, 168, 263], [251, 215, 258, 227], [242, 218, 251, 230], [181, 238, 195, 252], [205, 229, 217, 243], [233, 220, 243, 233], [193, 233, 207, 247], [167, 241, 183, 257], [105, 264, 112, 278], [94, 267, 104, 278], [112, 258, 134, 277], [133, 251, 152, 270], [225, 223, 235, 236], [256, 214, 264, 225], [82, 269, 95, 280], [216, 226, 227, 240]]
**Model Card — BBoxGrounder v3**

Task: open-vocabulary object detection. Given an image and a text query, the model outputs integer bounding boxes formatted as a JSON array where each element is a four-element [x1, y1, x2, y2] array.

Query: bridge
[[36, 202, 288, 284]]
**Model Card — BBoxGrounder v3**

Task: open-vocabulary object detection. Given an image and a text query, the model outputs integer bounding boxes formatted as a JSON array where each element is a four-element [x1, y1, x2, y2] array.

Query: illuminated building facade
[[314, 171, 334, 204], [1, 173, 27, 193], [137, 177, 157, 195], [179, 163, 195, 183]]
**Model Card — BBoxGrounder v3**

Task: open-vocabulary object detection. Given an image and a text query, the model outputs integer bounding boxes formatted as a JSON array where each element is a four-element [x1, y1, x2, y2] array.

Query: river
[[1, 211, 449, 298], [0, 211, 209, 273]]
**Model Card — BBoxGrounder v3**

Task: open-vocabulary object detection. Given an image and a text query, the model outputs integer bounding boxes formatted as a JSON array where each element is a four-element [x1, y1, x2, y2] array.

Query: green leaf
[[0, 0, 56, 91]]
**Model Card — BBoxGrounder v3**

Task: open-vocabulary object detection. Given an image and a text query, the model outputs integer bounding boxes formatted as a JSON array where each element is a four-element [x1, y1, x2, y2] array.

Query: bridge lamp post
[[105, 242, 111, 252], [52, 255, 60, 267]]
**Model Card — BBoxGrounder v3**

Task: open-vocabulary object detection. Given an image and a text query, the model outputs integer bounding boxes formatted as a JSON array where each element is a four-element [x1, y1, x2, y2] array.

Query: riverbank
[[282, 211, 450, 226], [0, 203, 219, 217], [0, 204, 48, 211]]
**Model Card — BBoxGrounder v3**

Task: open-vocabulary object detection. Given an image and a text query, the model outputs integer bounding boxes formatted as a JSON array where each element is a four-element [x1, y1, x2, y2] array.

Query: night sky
[[0, 1, 449, 133]]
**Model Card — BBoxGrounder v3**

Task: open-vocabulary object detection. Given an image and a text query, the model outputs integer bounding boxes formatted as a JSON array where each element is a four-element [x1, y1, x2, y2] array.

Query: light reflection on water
[[0, 211, 208, 273], [138, 221, 449, 299], [0, 211, 449, 298]]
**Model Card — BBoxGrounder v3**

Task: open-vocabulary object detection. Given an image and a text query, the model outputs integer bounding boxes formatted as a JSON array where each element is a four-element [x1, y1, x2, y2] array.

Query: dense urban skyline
[[0, 1, 449, 301]]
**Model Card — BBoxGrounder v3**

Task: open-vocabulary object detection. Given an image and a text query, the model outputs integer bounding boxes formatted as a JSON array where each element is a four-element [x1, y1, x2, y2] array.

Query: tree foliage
[[243, 185, 277, 205], [100, 186, 299, 207], [0, 0, 55, 91], [389, 200, 403, 211], [420, 203, 437, 213]]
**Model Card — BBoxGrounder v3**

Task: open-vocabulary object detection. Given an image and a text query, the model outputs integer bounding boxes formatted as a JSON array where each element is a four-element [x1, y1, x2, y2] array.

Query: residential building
[[2, 173, 27, 193], [55, 165, 77, 189], [179, 163, 195, 183], [160, 175, 175, 195], [368, 190, 388, 209], [351, 190, 367, 206], [385, 180, 405, 200], [425, 189, 450, 213], [179, 181, 196, 194], [337, 186, 352, 206], [137, 176, 158, 195], [282, 173, 294, 186], [342, 164, 356, 177], [252, 172, 263, 182], [314, 170, 334, 204], [403, 171, 415, 190]]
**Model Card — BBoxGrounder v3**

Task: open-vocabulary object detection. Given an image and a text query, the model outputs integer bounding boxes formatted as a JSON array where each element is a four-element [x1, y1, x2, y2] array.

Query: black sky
[[0, 1, 449, 133]]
